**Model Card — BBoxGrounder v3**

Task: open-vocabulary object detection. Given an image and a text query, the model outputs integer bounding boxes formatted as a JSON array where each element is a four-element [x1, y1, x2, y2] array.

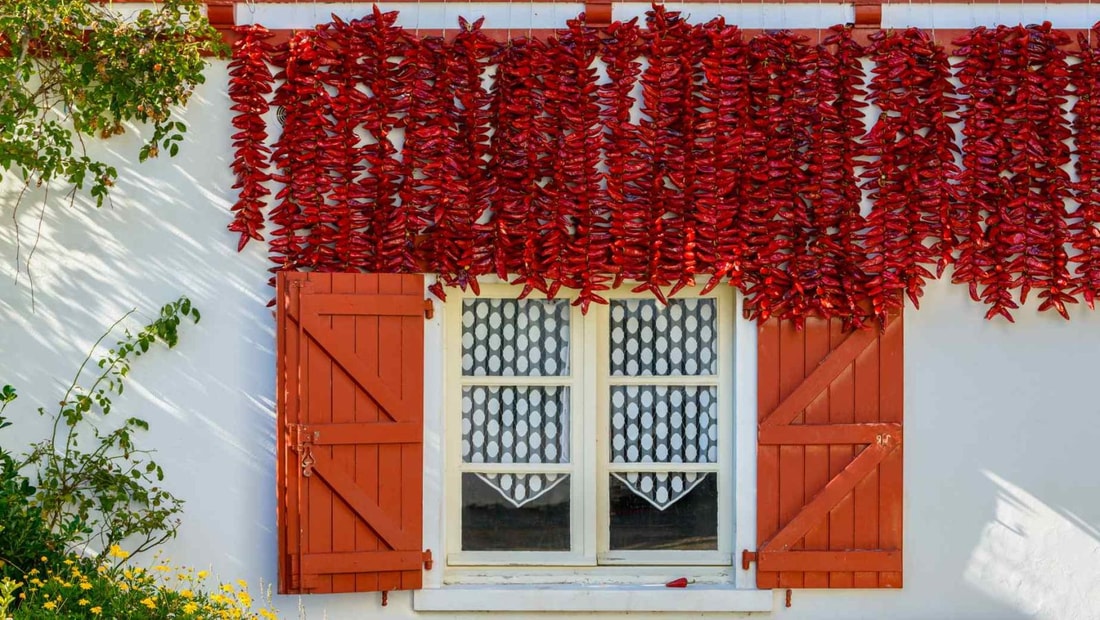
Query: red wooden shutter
[[276, 272, 429, 595], [753, 313, 903, 589]]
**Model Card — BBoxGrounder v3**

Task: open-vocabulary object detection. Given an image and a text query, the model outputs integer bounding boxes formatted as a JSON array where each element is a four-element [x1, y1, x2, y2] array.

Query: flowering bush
[[5, 547, 279, 619]]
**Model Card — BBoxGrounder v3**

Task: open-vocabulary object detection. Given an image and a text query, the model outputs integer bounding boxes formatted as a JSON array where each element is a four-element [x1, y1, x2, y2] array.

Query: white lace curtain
[[461, 298, 718, 510]]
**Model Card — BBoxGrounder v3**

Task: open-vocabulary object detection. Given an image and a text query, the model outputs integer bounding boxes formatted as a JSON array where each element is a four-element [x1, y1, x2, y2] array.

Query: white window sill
[[412, 585, 773, 613]]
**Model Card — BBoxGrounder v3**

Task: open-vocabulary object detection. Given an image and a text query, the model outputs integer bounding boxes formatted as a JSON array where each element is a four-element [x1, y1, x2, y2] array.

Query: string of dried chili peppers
[[227, 25, 275, 252], [601, 19, 644, 290], [953, 26, 1018, 320], [1071, 26, 1100, 309], [695, 18, 748, 295], [269, 31, 334, 275], [359, 8, 417, 273], [862, 28, 958, 322], [741, 31, 817, 322], [488, 38, 549, 297], [808, 26, 868, 326]]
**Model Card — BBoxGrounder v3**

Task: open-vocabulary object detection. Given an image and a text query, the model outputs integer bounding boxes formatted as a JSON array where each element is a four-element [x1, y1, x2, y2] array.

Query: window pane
[[462, 473, 570, 551], [462, 299, 570, 376], [609, 299, 716, 376], [609, 473, 717, 551], [609, 385, 718, 463], [462, 386, 570, 464]]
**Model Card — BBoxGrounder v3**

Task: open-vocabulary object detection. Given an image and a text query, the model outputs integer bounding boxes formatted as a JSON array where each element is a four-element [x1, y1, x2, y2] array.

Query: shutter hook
[[786, 589, 793, 607]]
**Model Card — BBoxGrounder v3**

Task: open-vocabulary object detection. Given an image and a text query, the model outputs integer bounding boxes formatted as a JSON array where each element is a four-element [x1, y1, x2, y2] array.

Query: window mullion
[[581, 303, 600, 563]]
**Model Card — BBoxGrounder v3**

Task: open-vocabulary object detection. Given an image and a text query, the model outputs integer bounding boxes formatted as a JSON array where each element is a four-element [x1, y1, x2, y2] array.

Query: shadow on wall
[[966, 472, 1100, 619], [0, 63, 283, 586]]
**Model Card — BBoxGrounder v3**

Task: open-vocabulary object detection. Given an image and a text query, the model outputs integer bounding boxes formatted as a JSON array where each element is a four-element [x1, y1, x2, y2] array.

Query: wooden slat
[[758, 551, 902, 573], [756, 319, 781, 589], [759, 423, 902, 445], [777, 319, 806, 589], [878, 316, 904, 588], [355, 274, 381, 594], [302, 422, 423, 445], [378, 274, 407, 594], [300, 293, 427, 318], [761, 326, 877, 428], [330, 274, 357, 595], [827, 320, 856, 588], [299, 551, 424, 575], [802, 321, 833, 588], [400, 274, 426, 590], [306, 273, 334, 594], [763, 442, 895, 553], [853, 329, 882, 588]]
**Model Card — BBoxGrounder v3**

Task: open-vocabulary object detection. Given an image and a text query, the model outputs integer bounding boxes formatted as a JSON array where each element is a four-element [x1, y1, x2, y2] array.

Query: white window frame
[[439, 280, 745, 578]]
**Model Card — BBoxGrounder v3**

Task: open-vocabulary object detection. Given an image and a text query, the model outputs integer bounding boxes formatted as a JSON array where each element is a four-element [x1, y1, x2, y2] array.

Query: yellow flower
[[119, 582, 130, 592], [96, 565, 108, 574], [30, 578, 43, 587], [80, 581, 93, 590], [29, 568, 39, 575], [197, 570, 209, 579], [108, 544, 130, 559], [123, 569, 133, 579], [237, 579, 248, 589], [237, 591, 252, 607], [63, 559, 75, 566], [141, 596, 157, 610], [91, 606, 103, 615], [183, 602, 199, 614], [260, 610, 277, 620], [43, 601, 57, 610], [221, 583, 234, 593], [40, 556, 48, 562], [155, 564, 170, 572], [79, 599, 90, 606], [180, 589, 194, 598]]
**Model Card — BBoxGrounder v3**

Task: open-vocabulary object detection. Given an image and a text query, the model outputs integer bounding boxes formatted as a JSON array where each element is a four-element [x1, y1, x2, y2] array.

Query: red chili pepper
[[665, 577, 690, 588]]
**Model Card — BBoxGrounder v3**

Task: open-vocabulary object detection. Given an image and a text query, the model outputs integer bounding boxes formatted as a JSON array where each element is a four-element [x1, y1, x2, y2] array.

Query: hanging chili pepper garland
[[226, 25, 275, 252], [233, 9, 1100, 324], [861, 28, 958, 321], [489, 38, 549, 297], [1072, 26, 1100, 308], [695, 17, 747, 296]]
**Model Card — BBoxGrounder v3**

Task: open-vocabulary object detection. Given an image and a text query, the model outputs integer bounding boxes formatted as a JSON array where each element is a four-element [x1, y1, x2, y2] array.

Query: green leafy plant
[[0, 0, 223, 203], [18, 297, 201, 562]]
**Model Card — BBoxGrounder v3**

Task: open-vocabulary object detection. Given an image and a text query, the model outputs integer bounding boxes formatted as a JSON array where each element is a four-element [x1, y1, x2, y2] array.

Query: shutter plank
[[307, 273, 334, 594], [756, 320, 782, 590], [827, 320, 855, 588], [878, 318, 904, 587], [853, 333, 881, 588], [778, 319, 807, 589], [378, 274, 406, 594], [401, 273, 425, 590], [331, 274, 357, 595], [354, 273, 381, 594], [759, 551, 901, 572], [803, 321, 832, 588]]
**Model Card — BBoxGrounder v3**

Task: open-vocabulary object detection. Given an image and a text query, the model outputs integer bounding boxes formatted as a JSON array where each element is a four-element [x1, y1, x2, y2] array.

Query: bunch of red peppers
[[228, 8, 1100, 324]]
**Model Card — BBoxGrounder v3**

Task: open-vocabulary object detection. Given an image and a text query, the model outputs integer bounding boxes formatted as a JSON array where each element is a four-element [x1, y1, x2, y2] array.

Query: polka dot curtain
[[462, 299, 572, 507], [609, 299, 718, 511]]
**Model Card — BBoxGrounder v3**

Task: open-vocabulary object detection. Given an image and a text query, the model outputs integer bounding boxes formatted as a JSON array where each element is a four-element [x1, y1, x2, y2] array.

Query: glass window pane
[[462, 299, 570, 376], [609, 473, 717, 551], [462, 473, 570, 551], [609, 385, 718, 464], [462, 386, 570, 464], [609, 299, 717, 376]]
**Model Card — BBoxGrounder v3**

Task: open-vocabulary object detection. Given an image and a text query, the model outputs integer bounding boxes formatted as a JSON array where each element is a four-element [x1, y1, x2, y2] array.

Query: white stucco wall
[[4, 11, 1100, 617]]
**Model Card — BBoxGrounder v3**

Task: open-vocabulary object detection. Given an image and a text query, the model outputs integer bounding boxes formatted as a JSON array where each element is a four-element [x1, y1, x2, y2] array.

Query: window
[[444, 284, 734, 569]]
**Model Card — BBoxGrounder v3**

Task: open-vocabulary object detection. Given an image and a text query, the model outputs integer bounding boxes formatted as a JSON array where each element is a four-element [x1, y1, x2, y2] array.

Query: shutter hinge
[[422, 549, 434, 570], [741, 550, 757, 570], [424, 298, 435, 319], [381, 591, 389, 607], [786, 588, 793, 608]]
